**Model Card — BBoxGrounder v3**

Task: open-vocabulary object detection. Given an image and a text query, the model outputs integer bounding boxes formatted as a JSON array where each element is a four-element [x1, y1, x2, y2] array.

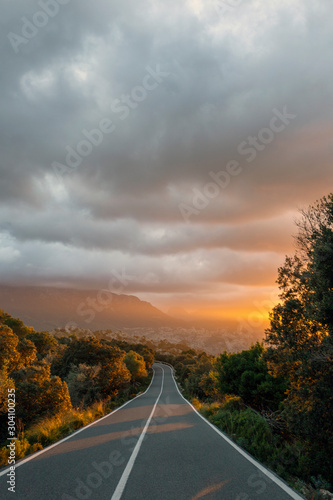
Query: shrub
[[202, 397, 310, 482]]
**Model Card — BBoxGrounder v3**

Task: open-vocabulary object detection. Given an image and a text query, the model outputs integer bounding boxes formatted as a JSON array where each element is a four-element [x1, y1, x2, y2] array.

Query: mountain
[[0, 285, 182, 332]]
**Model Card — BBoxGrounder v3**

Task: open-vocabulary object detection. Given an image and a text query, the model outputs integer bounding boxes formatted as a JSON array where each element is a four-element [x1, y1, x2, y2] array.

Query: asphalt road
[[0, 363, 305, 500]]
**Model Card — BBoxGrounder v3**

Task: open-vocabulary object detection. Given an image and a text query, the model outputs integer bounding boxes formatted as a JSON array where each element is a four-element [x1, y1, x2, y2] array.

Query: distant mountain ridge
[[0, 285, 182, 332]]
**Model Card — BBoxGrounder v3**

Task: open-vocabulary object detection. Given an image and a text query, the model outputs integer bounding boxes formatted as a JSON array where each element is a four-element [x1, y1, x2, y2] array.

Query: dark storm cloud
[[0, 0, 332, 315]]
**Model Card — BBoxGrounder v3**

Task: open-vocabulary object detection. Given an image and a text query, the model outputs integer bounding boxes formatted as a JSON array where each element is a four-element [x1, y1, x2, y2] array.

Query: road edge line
[[0, 368, 156, 478], [166, 365, 305, 500]]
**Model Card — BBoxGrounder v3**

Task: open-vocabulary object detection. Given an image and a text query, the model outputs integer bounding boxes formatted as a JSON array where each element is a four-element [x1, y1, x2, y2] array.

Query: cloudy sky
[[0, 0, 332, 326]]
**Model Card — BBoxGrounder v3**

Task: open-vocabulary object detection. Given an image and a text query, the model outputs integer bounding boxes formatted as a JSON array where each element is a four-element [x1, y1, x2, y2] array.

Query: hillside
[[0, 285, 261, 354], [0, 285, 182, 332]]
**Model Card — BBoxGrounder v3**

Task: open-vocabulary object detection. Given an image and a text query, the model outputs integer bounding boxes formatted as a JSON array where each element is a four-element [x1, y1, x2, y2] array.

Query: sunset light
[[1, 2, 332, 498]]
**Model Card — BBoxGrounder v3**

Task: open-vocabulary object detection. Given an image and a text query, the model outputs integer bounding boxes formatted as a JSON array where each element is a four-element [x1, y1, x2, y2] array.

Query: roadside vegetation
[[0, 316, 154, 466], [157, 194, 333, 500]]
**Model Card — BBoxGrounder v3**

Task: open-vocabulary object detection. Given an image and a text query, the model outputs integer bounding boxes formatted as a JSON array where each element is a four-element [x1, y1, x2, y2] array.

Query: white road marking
[[110, 365, 165, 500], [167, 365, 305, 500], [0, 370, 156, 478]]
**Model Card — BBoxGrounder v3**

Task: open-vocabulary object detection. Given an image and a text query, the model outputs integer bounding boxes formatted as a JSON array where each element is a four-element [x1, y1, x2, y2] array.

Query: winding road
[[0, 363, 305, 499]]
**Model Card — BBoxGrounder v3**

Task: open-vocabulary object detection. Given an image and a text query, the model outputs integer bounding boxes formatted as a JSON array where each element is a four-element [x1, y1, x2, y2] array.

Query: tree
[[0, 326, 20, 370], [109, 340, 155, 369], [26, 331, 58, 359], [16, 338, 37, 368], [265, 193, 333, 482], [52, 337, 131, 402], [184, 355, 217, 400], [133, 344, 154, 369], [0, 326, 36, 371], [216, 343, 286, 410], [174, 357, 196, 385], [101, 359, 131, 398], [0, 312, 35, 338], [12, 363, 72, 424], [124, 351, 147, 382], [51, 337, 126, 378], [65, 364, 102, 407]]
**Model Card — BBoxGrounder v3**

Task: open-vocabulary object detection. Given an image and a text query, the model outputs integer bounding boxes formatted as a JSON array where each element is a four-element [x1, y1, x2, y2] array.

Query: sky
[[0, 0, 332, 328]]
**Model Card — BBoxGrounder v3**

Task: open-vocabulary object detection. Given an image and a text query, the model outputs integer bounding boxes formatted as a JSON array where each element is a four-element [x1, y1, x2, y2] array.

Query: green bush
[[202, 398, 310, 482]]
